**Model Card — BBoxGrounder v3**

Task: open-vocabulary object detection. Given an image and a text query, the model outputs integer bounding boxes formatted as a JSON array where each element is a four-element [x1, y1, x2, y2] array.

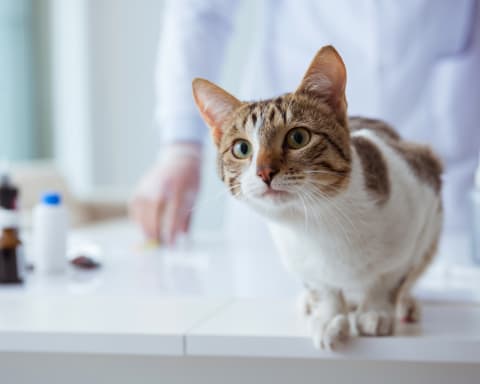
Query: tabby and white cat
[[192, 46, 443, 349]]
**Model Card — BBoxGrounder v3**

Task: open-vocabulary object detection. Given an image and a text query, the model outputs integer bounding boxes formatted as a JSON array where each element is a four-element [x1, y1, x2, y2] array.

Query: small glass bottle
[[0, 209, 23, 284]]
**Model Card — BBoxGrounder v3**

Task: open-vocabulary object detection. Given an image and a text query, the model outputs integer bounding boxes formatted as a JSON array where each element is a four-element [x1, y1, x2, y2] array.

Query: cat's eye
[[232, 139, 252, 159], [286, 128, 311, 149]]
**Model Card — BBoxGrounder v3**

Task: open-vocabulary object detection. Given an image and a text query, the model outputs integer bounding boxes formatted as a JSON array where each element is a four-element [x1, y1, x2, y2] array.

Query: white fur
[[238, 128, 442, 349]]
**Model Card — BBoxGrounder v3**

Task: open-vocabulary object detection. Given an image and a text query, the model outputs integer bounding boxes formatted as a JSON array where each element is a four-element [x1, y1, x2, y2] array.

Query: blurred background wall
[[0, 0, 36, 160], [0, 0, 256, 230]]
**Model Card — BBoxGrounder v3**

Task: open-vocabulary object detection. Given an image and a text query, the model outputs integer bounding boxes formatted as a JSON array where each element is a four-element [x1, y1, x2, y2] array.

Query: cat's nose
[[257, 166, 279, 186]]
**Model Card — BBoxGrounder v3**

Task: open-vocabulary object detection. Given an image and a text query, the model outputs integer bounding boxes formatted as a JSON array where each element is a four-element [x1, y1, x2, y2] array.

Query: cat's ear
[[192, 78, 241, 147], [296, 45, 347, 121]]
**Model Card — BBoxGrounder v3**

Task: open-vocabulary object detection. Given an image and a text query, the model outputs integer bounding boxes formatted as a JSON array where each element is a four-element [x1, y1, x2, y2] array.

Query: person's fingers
[[131, 195, 164, 241], [169, 184, 198, 244], [180, 209, 192, 234], [146, 196, 167, 241], [138, 199, 155, 240], [130, 198, 150, 236], [178, 188, 196, 234]]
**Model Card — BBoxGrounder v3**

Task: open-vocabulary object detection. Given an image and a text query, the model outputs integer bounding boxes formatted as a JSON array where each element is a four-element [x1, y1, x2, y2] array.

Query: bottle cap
[[41, 192, 62, 206], [0, 159, 11, 185], [0, 208, 18, 230]]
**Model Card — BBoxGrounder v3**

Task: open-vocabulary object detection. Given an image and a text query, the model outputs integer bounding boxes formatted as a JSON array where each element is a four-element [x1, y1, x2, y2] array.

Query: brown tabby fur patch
[[389, 141, 443, 194], [351, 136, 390, 205], [348, 117, 442, 194]]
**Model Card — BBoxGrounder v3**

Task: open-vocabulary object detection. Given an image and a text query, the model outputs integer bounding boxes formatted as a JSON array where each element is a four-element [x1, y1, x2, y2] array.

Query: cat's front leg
[[297, 288, 321, 316], [355, 280, 396, 337], [307, 286, 349, 350]]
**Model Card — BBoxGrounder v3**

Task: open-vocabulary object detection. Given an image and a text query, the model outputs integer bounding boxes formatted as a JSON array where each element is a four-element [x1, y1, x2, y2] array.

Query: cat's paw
[[356, 310, 394, 336], [310, 312, 349, 350], [397, 296, 421, 323]]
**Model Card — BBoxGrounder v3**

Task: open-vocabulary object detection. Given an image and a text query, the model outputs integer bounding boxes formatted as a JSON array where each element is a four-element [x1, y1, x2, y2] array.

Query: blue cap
[[42, 192, 62, 205]]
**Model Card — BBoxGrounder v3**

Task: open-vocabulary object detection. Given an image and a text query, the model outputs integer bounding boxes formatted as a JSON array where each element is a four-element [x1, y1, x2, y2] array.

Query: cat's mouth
[[260, 188, 292, 201]]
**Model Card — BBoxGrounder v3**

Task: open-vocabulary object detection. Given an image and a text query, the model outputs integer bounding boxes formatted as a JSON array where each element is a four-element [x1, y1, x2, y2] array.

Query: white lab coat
[[156, 0, 480, 297]]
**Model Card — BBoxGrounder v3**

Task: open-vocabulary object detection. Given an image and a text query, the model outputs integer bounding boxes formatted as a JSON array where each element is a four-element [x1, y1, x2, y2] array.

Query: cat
[[192, 45, 443, 349]]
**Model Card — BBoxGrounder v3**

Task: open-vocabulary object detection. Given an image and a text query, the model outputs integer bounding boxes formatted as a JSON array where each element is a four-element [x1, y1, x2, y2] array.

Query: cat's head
[[192, 45, 351, 217]]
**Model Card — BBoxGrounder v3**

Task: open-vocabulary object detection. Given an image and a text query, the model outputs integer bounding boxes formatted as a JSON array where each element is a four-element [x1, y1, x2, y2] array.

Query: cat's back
[[348, 116, 443, 198]]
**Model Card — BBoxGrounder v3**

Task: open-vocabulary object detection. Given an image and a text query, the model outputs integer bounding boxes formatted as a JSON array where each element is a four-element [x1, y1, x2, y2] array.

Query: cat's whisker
[[297, 191, 309, 233], [309, 186, 360, 251], [300, 182, 355, 251], [303, 169, 346, 176], [307, 184, 358, 230], [297, 190, 328, 239], [307, 185, 352, 224], [291, 185, 320, 232]]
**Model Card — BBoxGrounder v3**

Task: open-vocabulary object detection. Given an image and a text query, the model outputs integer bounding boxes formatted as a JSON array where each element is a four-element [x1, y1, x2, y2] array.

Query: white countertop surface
[[187, 299, 480, 362], [0, 295, 228, 355], [1, 219, 480, 362]]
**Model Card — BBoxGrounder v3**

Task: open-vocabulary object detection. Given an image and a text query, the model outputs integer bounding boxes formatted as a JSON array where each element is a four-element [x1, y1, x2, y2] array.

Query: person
[[131, 0, 480, 278]]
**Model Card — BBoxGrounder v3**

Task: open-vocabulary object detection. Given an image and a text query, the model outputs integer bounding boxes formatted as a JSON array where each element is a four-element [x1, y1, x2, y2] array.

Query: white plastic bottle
[[32, 192, 68, 273]]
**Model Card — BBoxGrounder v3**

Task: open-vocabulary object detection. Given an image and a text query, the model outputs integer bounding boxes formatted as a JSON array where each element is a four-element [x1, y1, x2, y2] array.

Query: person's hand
[[130, 143, 202, 245]]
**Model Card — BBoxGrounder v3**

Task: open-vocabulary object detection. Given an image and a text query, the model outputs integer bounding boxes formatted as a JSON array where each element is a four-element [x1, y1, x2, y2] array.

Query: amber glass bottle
[[0, 210, 22, 283]]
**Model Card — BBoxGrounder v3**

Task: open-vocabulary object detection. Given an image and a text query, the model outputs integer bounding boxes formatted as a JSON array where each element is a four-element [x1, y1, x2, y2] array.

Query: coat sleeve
[[154, 0, 240, 145], [431, 0, 480, 232]]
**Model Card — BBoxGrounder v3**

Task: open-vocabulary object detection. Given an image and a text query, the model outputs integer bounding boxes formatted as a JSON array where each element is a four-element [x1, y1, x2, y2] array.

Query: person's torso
[[240, 0, 475, 138]]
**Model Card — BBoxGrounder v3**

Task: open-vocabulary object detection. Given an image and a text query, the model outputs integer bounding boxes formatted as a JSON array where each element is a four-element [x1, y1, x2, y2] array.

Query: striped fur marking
[[352, 136, 390, 205]]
